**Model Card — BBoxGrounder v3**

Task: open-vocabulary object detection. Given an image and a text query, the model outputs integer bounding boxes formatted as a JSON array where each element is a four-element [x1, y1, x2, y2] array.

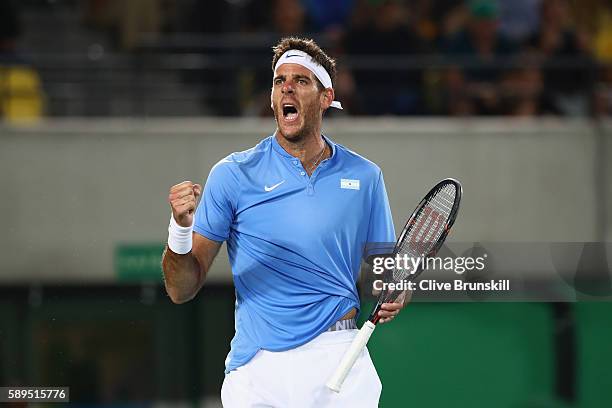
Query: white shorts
[[221, 329, 382, 408]]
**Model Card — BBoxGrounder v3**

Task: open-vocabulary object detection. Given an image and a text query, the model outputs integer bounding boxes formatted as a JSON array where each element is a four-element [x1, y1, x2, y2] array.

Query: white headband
[[274, 49, 343, 110]]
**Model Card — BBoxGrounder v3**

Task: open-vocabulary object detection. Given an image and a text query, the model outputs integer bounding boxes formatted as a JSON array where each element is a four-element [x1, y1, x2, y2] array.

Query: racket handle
[[326, 320, 376, 393]]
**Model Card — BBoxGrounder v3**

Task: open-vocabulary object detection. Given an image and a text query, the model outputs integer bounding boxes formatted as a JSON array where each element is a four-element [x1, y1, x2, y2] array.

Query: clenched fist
[[168, 181, 202, 227]]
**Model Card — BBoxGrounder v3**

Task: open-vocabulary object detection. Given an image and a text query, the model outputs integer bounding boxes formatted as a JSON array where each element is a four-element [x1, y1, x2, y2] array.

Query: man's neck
[[274, 130, 326, 163]]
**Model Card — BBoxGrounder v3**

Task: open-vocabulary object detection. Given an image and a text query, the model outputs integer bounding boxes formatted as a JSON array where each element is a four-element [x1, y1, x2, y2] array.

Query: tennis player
[[162, 37, 407, 407]]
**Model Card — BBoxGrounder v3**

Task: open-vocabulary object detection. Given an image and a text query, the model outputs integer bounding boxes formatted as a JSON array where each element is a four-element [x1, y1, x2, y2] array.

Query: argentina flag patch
[[340, 178, 360, 190]]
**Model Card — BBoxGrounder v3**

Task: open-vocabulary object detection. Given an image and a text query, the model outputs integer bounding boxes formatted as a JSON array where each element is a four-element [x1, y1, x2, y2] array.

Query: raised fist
[[168, 181, 202, 227]]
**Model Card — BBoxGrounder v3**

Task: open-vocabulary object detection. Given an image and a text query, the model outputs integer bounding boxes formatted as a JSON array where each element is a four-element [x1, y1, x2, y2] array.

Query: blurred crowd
[[231, 0, 612, 117], [2, 0, 612, 118]]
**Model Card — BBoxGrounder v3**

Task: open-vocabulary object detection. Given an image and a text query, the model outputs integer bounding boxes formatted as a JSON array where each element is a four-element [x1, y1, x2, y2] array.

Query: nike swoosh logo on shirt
[[264, 180, 285, 192]]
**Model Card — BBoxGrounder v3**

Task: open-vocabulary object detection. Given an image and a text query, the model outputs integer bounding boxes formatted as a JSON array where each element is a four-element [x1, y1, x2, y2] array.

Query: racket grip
[[326, 320, 376, 393]]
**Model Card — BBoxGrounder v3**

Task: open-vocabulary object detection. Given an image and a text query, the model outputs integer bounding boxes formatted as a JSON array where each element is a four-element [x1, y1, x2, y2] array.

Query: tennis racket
[[326, 178, 462, 392]]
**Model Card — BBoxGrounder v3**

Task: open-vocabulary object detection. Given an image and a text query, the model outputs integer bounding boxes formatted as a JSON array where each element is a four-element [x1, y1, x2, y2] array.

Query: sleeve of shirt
[[193, 159, 239, 242], [365, 171, 396, 257]]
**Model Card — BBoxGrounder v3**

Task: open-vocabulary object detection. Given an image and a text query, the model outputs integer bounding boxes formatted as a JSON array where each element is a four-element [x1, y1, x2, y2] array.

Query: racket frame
[[368, 178, 462, 323], [326, 178, 462, 392]]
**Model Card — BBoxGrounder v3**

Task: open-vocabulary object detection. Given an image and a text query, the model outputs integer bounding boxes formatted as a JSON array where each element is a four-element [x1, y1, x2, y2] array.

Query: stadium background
[[1, 0, 611, 407]]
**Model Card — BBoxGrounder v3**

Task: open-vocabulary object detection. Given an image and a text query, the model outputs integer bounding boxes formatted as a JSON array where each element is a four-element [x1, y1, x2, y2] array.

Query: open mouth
[[282, 104, 299, 122]]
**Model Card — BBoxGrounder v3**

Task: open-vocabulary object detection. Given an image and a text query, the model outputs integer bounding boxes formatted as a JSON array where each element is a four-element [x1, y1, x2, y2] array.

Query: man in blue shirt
[[162, 37, 407, 407]]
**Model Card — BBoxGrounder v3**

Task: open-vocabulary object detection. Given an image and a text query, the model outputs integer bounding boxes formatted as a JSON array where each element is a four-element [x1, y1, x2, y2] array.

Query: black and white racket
[[326, 178, 462, 392]]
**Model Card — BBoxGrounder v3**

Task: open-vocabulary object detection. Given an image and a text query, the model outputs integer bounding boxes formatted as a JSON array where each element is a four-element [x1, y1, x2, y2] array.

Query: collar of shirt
[[271, 134, 337, 167]]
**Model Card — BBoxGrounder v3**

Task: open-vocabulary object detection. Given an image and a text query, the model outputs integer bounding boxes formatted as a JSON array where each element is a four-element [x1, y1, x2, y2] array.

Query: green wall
[[365, 303, 555, 407]]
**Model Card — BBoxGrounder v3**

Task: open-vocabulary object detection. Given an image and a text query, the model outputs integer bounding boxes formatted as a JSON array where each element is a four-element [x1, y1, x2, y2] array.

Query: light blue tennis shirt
[[193, 135, 395, 373]]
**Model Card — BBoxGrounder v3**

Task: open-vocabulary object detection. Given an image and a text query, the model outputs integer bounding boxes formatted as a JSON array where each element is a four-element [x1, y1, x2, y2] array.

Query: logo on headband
[[286, 54, 302, 58]]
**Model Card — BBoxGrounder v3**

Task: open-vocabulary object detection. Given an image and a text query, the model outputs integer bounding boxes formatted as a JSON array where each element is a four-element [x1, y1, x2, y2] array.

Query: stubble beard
[[274, 103, 320, 144]]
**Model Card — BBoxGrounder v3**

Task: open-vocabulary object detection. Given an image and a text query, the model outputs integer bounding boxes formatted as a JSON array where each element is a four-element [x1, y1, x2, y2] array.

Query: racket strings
[[374, 180, 461, 312], [406, 185, 455, 250], [389, 184, 457, 284]]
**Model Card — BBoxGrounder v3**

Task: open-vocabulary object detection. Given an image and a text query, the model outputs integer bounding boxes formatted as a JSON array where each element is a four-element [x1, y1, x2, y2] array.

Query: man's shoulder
[[230, 136, 273, 163], [333, 141, 382, 177], [211, 136, 273, 174]]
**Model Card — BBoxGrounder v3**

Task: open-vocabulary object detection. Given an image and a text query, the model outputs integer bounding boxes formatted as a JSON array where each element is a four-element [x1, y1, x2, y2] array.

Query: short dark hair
[[271, 37, 337, 89]]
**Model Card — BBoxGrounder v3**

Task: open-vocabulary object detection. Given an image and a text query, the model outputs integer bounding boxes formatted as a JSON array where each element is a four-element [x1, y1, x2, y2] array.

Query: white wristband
[[167, 215, 193, 254]]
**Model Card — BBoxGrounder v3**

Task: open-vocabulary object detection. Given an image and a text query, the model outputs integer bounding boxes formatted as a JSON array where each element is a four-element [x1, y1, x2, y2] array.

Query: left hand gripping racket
[[326, 178, 462, 392]]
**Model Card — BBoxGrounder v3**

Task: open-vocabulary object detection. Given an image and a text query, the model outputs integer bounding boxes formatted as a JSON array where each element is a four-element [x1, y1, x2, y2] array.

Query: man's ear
[[321, 88, 334, 110]]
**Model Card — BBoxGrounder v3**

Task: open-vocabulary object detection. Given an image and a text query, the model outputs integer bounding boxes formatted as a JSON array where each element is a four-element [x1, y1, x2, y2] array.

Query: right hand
[[168, 181, 202, 227]]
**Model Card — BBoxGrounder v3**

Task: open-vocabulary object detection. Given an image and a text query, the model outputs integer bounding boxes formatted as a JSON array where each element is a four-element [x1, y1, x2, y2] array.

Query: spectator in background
[[443, 0, 516, 115], [593, 0, 612, 116], [577, 0, 612, 116], [301, 0, 354, 56], [319, 66, 367, 116], [273, 0, 308, 36], [404, 0, 468, 114], [302, 0, 354, 33], [241, 0, 309, 34], [412, 0, 468, 45], [527, 0, 595, 115], [85, 0, 176, 50], [498, 54, 543, 115], [498, 0, 542, 45], [344, 0, 429, 115]]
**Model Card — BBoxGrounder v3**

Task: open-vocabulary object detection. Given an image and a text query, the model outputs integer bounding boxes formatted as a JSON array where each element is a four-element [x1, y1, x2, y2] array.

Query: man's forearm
[[162, 247, 203, 304]]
